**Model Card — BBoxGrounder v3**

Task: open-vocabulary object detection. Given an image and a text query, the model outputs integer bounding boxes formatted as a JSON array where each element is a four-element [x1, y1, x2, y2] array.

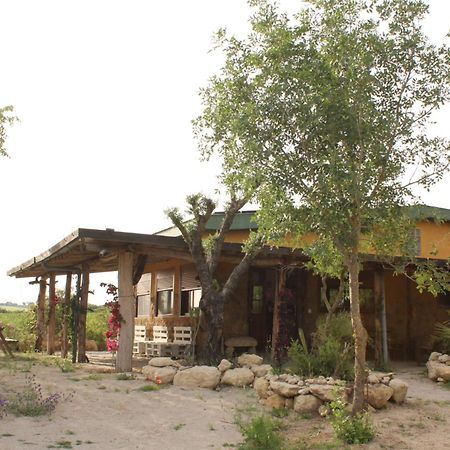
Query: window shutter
[[136, 273, 151, 295], [181, 265, 201, 290], [156, 270, 174, 291]]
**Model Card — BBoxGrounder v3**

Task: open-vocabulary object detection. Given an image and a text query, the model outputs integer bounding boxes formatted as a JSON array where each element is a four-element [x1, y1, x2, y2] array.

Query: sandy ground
[[1, 355, 450, 450]]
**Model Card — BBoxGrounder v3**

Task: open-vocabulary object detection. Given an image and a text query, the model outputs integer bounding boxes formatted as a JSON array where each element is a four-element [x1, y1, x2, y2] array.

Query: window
[[181, 265, 201, 316], [156, 270, 174, 316], [251, 285, 263, 314], [136, 294, 150, 317]]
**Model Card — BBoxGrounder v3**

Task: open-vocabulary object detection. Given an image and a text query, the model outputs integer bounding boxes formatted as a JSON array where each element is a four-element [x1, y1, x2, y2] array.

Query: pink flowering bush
[[101, 283, 123, 353]]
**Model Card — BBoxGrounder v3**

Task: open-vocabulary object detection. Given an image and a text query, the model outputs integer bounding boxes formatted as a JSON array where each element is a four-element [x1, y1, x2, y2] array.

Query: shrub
[[86, 307, 109, 351], [288, 312, 354, 380], [330, 397, 375, 445], [430, 311, 450, 353], [238, 416, 284, 450], [0, 306, 36, 352]]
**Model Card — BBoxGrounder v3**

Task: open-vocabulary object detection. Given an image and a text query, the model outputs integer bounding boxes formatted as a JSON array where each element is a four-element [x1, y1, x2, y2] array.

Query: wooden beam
[[35, 276, 47, 352], [61, 272, 72, 358], [47, 273, 56, 355], [77, 264, 90, 363], [116, 250, 134, 373]]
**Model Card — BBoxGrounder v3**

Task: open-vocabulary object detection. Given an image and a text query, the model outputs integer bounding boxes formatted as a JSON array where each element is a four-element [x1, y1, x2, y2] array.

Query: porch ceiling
[[8, 228, 305, 279]]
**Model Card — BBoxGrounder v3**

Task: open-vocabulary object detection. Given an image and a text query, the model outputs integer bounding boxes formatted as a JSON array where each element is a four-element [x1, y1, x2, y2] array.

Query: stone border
[[426, 352, 450, 382]]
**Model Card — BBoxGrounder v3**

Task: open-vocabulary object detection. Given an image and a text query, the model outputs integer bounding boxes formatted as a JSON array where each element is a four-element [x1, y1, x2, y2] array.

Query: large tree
[[194, 0, 449, 413], [167, 194, 263, 363]]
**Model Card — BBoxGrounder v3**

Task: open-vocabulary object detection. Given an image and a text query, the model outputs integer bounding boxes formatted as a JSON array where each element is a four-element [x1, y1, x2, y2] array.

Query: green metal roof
[[406, 205, 450, 222], [205, 211, 258, 231]]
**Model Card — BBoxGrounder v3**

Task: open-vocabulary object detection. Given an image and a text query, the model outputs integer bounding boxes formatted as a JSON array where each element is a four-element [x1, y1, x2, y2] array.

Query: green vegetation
[[137, 384, 160, 392], [329, 397, 375, 445], [237, 415, 284, 450], [431, 311, 450, 354], [116, 373, 135, 381], [288, 313, 354, 380]]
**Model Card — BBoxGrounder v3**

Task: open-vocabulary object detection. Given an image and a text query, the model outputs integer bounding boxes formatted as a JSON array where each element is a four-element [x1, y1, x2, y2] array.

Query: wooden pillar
[[116, 250, 135, 372], [35, 276, 47, 352], [47, 273, 56, 354], [77, 264, 90, 363], [173, 264, 181, 317], [61, 272, 72, 358], [271, 267, 287, 364], [374, 269, 389, 366]]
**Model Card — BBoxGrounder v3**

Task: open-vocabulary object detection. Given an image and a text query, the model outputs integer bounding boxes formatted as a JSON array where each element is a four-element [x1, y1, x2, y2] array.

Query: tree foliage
[[0, 105, 18, 157], [194, 0, 449, 412]]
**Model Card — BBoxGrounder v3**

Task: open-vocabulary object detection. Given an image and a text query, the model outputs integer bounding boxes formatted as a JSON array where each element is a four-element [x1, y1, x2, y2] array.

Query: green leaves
[[0, 105, 18, 158]]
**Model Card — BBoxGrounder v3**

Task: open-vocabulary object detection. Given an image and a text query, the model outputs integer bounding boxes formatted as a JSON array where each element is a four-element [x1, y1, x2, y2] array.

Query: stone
[[221, 368, 255, 387], [309, 384, 337, 402], [142, 365, 177, 385], [438, 354, 450, 364], [318, 404, 329, 417], [173, 366, 221, 389], [237, 353, 264, 367], [285, 398, 294, 409], [149, 357, 179, 368], [270, 380, 300, 398], [389, 379, 408, 404], [367, 374, 380, 384], [366, 384, 394, 409], [381, 376, 391, 385], [225, 336, 257, 357], [427, 360, 450, 381], [437, 377, 444, 382], [293, 394, 322, 413], [254, 377, 270, 399], [265, 394, 286, 409], [251, 364, 273, 378], [429, 352, 442, 361], [298, 388, 311, 395], [218, 359, 233, 372]]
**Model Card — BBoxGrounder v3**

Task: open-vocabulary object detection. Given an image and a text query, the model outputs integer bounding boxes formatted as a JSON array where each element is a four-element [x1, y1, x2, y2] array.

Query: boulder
[[221, 368, 255, 387], [237, 353, 264, 367], [173, 366, 221, 389], [265, 393, 286, 409], [427, 360, 450, 381], [254, 377, 270, 399], [366, 384, 394, 409], [251, 364, 273, 378], [429, 352, 442, 361], [367, 373, 380, 384], [142, 365, 177, 385], [389, 378, 408, 404], [438, 354, 450, 364], [218, 359, 233, 372], [270, 380, 300, 398], [293, 394, 322, 414], [148, 357, 179, 368], [309, 384, 337, 402], [285, 398, 294, 409]]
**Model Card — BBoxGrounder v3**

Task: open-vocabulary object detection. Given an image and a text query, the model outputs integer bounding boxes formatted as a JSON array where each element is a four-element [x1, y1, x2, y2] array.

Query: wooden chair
[[132, 325, 151, 356], [145, 326, 172, 357]]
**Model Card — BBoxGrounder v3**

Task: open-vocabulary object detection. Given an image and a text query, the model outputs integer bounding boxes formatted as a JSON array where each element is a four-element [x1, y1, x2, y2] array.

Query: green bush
[[0, 306, 36, 352], [431, 311, 450, 353], [238, 416, 284, 450], [330, 397, 375, 444], [288, 312, 354, 380], [86, 307, 109, 351]]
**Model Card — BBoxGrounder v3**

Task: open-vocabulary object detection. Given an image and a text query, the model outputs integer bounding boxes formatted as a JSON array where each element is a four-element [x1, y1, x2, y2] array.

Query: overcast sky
[[0, 0, 449, 305]]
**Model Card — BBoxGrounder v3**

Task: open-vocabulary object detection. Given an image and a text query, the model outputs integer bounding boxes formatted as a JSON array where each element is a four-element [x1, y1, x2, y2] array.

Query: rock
[[293, 394, 322, 413], [297, 380, 305, 387], [173, 366, 221, 389], [237, 353, 264, 367], [318, 404, 329, 417], [218, 359, 232, 372], [142, 365, 177, 384], [270, 380, 300, 398], [149, 357, 179, 368], [221, 368, 255, 387], [309, 384, 337, 402], [251, 364, 273, 378], [265, 394, 286, 409], [438, 354, 450, 364], [427, 360, 450, 381], [366, 384, 394, 409], [437, 377, 444, 382], [447, 361, 450, 366], [381, 376, 391, 385], [225, 336, 257, 357], [389, 379, 408, 404], [298, 388, 311, 395], [285, 398, 294, 409], [367, 374, 380, 384], [254, 377, 270, 399], [429, 352, 442, 361]]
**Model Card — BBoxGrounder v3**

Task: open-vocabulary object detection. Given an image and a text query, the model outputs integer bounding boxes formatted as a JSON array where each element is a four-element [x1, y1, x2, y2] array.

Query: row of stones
[[426, 352, 450, 382]]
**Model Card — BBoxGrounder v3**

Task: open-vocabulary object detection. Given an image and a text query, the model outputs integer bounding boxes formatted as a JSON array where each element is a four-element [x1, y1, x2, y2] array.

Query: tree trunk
[[348, 250, 368, 415], [61, 272, 72, 358], [201, 291, 224, 364], [271, 267, 287, 364], [35, 277, 47, 352], [77, 265, 89, 363], [47, 273, 56, 355]]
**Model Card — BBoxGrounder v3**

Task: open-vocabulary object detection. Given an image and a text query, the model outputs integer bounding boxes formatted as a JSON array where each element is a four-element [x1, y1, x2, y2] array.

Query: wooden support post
[[271, 267, 287, 364], [47, 273, 56, 355], [77, 265, 90, 363], [61, 273, 72, 358], [35, 276, 47, 352], [116, 250, 134, 373]]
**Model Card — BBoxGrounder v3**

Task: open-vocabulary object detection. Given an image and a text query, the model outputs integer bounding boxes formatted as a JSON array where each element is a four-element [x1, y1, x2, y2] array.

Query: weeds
[[237, 415, 284, 450], [271, 408, 289, 419], [137, 384, 160, 392], [55, 359, 76, 373], [116, 373, 135, 381], [173, 423, 185, 431]]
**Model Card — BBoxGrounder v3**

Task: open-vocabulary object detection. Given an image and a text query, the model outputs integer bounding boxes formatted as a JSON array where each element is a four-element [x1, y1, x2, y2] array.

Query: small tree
[[194, 0, 449, 413], [167, 193, 263, 363]]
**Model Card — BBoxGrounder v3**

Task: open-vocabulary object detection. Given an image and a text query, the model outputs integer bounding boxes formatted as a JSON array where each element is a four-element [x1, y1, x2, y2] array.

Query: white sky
[[0, 0, 449, 305]]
